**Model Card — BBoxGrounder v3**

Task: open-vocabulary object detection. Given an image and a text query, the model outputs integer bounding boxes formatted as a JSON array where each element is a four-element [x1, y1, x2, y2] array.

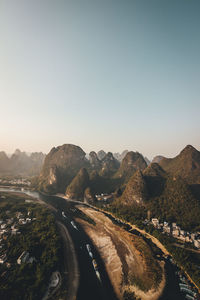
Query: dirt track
[[76, 206, 165, 300]]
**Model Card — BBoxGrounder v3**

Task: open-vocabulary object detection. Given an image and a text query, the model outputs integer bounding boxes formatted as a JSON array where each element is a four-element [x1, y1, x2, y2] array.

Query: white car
[[71, 221, 78, 230], [86, 244, 91, 252], [86, 244, 93, 258], [62, 211, 67, 218], [95, 270, 101, 282], [92, 259, 98, 271]]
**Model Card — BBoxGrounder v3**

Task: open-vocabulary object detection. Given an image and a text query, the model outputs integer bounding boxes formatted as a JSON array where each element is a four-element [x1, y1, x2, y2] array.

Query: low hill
[[66, 168, 90, 200]]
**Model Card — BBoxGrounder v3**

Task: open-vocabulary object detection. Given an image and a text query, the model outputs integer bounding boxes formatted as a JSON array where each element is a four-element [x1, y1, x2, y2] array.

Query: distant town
[[0, 178, 31, 187]]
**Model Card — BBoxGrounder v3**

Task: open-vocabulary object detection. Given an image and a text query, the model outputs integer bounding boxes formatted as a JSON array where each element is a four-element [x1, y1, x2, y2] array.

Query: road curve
[[57, 221, 80, 300]]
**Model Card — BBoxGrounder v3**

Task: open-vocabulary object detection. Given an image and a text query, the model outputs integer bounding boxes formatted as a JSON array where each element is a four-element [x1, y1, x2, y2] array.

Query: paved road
[[57, 221, 79, 300]]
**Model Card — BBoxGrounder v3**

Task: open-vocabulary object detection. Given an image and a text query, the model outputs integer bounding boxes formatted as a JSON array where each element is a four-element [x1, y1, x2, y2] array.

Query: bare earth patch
[[76, 206, 165, 300]]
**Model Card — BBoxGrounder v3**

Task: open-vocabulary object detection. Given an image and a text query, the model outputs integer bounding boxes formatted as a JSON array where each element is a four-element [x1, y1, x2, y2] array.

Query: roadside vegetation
[[0, 192, 63, 300]]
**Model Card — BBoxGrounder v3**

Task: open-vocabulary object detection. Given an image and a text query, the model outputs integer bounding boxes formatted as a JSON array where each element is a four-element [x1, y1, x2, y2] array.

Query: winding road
[[0, 187, 118, 300]]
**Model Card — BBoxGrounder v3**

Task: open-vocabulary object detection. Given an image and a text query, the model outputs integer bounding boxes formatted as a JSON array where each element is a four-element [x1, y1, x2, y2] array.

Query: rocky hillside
[[37, 144, 121, 194], [152, 155, 166, 164], [38, 144, 88, 193], [120, 170, 148, 205], [88, 151, 101, 170], [115, 151, 147, 183], [36, 144, 164, 196], [66, 168, 90, 200], [84, 187, 96, 204], [159, 145, 200, 184], [113, 150, 128, 162], [99, 152, 120, 177], [97, 150, 106, 160]]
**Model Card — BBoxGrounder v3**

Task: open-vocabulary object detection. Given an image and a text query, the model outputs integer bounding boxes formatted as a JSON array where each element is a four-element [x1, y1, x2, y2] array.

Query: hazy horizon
[[1, 0, 200, 159], [1, 142, 200, 162]]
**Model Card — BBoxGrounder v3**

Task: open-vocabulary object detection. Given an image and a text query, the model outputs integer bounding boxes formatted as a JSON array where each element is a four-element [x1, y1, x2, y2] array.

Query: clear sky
[[0, 0, 199, 159]]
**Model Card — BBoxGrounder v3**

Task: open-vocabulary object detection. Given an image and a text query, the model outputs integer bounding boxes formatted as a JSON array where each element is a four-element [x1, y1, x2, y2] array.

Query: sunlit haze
[[0, 0, 200, 159]]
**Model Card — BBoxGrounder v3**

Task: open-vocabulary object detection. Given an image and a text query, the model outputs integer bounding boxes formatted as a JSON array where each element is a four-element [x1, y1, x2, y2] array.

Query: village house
[[194, 240, 200, 249], [172, 229, 180, 237], [151, 218, 159, 227], [17, 251, 36, 264], [1, 223, 7, 230], [0, 253, 7, 264], [163, 225, 171, 234], [17, 251, 30, 264]]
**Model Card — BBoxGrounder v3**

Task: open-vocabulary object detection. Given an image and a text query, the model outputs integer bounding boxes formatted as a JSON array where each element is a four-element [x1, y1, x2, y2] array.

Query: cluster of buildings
[[0, 210, 36, 266], [0, 178, 31, 186], [150, 218, 200, 249], [95, 193, 113, 202]]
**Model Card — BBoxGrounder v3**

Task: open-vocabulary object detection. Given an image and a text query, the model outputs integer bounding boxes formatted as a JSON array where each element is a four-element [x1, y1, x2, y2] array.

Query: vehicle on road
[[95, 270, 101, 283], [92, 259, 98, 271], [71, 221, 78, 230], [62, 211, 68, 219], [86, 244, 93, 258], [86, 244, 91, 252]]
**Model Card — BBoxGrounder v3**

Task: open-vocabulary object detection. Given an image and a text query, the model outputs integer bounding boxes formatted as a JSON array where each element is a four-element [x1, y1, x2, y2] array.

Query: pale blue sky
[[0, 0, 199, 159]]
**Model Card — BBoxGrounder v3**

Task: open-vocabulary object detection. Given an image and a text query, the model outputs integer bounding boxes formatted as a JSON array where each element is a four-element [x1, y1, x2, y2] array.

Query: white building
[[194, 240, 200, 249], [17, 251, 29, 264], [152, 218, 159, 227], [172, 229, 180, 237], [0, 254, 7, 264], [180, 230, 185, 236], [172, 223, 178, 229], [163, 226, 171, 234], [1, 224, 7, 229]]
